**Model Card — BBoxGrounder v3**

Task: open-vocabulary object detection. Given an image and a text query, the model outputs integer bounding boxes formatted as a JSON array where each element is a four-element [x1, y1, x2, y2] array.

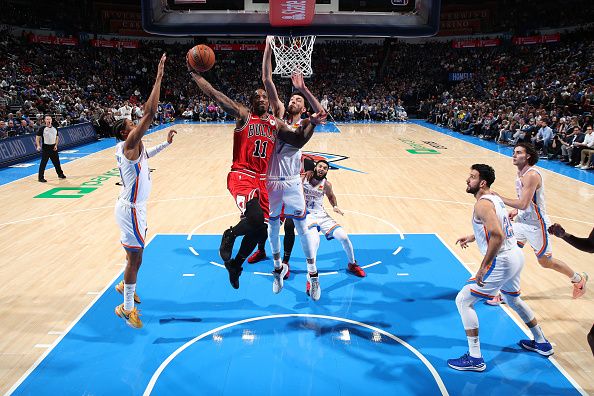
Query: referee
[[36, 115, 66, 182]]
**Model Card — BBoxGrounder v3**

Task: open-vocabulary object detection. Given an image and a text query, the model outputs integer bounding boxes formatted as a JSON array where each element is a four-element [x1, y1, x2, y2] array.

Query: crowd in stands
[[423, 29, 594, 170], [1, 22, 594, 172]]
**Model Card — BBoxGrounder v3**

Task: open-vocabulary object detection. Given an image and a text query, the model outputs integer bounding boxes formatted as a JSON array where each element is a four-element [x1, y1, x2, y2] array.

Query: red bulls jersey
[[232, 112, 278, 175]]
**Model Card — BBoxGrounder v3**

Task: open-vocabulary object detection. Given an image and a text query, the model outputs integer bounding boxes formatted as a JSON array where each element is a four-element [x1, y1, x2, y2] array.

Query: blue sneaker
[[447, 353, 486, 372], [519, 339, 554, 356]]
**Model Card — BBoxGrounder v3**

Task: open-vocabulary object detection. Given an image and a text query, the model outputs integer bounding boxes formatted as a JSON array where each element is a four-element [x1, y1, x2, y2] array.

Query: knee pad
[[455, 286, 476, 309], [245, 198, 265, 227], [332, 227, 348, 242]]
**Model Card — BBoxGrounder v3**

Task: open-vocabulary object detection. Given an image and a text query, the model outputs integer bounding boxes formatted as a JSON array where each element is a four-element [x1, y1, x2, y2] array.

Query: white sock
[[529, 324, 546, 343], [467, 335, 481, 358], [123, 283, 136, 311], [570, 272, 582, 283], [306, 258, 317, 274]]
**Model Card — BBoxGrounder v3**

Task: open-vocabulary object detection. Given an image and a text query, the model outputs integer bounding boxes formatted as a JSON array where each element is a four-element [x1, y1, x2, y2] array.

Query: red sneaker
[[347, 262, 366, 277], [283, 261, 290, 280], [247, 249, 267, 264]]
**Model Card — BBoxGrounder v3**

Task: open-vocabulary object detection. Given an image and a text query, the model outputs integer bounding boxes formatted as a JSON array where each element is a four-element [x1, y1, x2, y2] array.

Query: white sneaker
[[272, 263, 289, 294], [307, 273, 321, 301], [580, 165, 589, 169], [575, 164, 583, 168]]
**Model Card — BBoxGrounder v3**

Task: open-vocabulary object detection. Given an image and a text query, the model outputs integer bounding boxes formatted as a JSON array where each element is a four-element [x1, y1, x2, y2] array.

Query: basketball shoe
[[115, 280, 141, 304], [306, 273, 321, 301], [247, 249, 267, 264], [283, 260, 290, 280], [519, 339, 554, 356], [224, 258, 243, 289], [272, 263, 289, 294], [572, 272, 588, 299], [219, 227, 236, 262], [447, 353, 486, 372], [115, 304, 142, 329], [347, 261, 366, 277]]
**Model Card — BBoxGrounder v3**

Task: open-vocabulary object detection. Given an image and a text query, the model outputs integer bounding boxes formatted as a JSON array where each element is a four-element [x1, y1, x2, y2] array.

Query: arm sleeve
[[563, 227, 594, 254], [146, 141, 170, 158]]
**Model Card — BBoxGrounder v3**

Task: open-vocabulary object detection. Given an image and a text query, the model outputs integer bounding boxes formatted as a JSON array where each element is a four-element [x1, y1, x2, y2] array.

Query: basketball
[[187, 44, 215, 73]]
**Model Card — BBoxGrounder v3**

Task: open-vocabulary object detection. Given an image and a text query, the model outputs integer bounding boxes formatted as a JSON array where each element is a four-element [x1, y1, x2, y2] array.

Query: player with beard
[[302, 160, 366, 292], [261, 37, 328, 299], [448, 164, 552, 372], [189, 58, 326, 290]]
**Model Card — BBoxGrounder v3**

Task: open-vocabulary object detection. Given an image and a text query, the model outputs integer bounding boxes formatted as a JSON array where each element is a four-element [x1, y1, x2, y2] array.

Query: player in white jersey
[[262, 36, 327, 300], [448, 164, 553, 372], [111, 53, 175, 329], [495, 142, 588, 301], [303, 160, 366, 280]]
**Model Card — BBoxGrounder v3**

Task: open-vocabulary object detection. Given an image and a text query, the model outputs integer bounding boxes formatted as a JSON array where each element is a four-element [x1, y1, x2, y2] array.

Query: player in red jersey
[[188, 68, 326, 289]]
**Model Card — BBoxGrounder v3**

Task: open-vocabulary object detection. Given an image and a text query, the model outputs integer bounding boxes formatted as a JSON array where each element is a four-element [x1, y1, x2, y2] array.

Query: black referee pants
[[39, 144, 64, 179]]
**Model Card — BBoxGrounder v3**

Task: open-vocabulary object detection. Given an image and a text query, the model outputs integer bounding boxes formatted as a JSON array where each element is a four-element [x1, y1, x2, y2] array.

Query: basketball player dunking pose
[[188, 62, 326, 290], [494, 142, 588, 301], [449, 164, 552, 372], [112, 54, 177, 328], [262, 37, 327, 299]]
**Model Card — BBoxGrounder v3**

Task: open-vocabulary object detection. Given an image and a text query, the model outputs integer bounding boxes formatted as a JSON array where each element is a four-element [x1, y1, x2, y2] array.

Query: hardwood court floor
[[0, 122, 592, 394]]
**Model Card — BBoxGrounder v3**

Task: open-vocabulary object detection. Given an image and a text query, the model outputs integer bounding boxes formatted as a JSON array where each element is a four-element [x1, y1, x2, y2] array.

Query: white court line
[[187, 212, 237, 240], [188, 247, 199, 256], [397, 273, 410, 276], [341, 209, 405, 240], [0, 124, 179, 188], [142, 314, 449, 396], [416, 121, 594, 189], [5, 234, 158, 396], [392, 246, 403, 256], [361, 261, 382, 269], [209, 261, 225, 269], [253, 272, 273, 277], [318, 271, 339, 276], [182, 274, 195, 277], [339, 194, 594, 226], [434, 233, 588, 396], [0, 195, 229, 229]]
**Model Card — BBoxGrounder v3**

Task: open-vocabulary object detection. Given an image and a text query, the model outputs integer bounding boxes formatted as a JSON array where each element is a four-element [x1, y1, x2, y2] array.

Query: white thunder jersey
[[303, 177, 327, 213], [472, 195, 517, 256], [116, 142, 151, 205], [267, 119, 302, 180], [515, 167, 550, 225]]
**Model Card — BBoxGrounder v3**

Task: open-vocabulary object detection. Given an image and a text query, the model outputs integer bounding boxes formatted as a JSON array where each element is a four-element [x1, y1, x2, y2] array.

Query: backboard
[[141, 0, 441, 37]]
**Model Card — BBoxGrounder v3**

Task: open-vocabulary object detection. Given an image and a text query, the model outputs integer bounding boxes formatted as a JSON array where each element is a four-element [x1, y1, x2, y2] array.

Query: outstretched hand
[[455, 235, 474, 249], [157, 53, 167, 80], [548, 223, 566, 238], [310, 110, 327, 126], [291, 71, 306, 92], [167, 129, 177, 144]]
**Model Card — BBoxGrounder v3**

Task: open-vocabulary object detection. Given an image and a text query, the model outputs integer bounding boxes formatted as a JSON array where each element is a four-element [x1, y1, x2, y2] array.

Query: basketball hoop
[[268, 35, 316, 78]]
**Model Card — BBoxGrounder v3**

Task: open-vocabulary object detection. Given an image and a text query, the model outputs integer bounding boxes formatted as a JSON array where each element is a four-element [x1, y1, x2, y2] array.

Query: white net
[[268, 35, 316, 78]]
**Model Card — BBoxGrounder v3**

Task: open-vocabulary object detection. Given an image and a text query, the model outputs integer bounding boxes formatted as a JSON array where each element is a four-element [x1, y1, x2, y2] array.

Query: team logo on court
[[302, 151, 365, 174]]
